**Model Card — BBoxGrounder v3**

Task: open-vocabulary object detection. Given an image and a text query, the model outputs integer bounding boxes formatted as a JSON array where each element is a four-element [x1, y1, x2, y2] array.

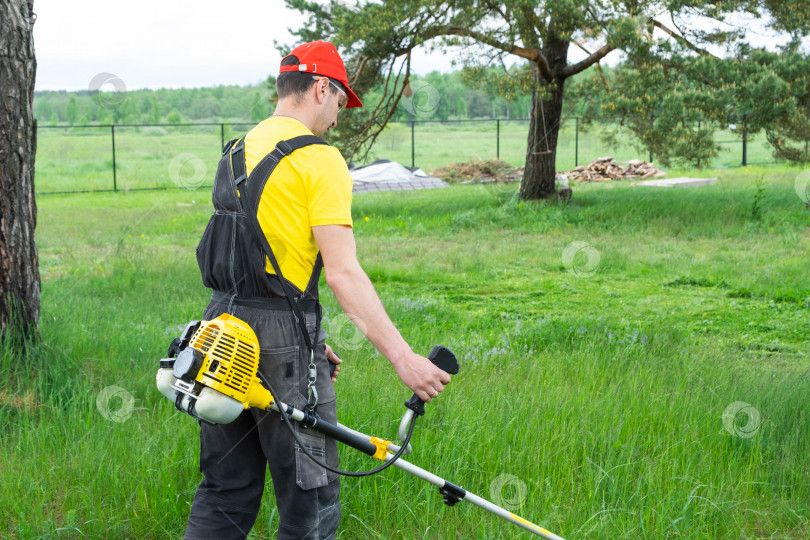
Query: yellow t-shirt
[[243, 116, 353, 292]]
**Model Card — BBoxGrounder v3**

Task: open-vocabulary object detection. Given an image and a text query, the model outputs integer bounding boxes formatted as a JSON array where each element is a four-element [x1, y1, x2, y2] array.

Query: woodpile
[[432, 159, 518, 183], [561, 157, 665, 183]]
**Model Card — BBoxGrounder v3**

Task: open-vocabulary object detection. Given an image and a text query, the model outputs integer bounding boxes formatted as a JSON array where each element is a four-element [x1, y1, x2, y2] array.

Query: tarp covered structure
[[349, 160, 447, 193]]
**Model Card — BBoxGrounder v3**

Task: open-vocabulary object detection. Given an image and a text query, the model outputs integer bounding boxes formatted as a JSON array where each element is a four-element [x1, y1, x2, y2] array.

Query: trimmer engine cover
[[156, 314, 274, 424]]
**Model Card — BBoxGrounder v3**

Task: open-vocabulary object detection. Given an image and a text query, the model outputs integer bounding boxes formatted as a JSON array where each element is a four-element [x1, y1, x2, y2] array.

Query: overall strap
[[240, 135, 328, 301], [229, 135, 328, 407], [303, 253, 324, 299], [271, 137, 328, 300]]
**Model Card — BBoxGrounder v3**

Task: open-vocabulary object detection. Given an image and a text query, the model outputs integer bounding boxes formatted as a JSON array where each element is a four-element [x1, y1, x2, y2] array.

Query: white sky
[[33, 0, 460, 91], [32, 0, 801, 92]]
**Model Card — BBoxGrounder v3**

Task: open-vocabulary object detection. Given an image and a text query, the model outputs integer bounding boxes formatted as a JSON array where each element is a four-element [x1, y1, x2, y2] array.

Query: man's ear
[[313, 77, 329, 105]]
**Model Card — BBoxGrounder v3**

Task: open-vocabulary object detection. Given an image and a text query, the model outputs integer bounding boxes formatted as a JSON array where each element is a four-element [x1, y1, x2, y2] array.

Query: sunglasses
[[313, 76, 348, 111]]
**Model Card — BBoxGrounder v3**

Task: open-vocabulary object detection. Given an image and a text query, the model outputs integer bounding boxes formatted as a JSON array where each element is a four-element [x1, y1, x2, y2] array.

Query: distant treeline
[[379, 70, 535, 121], [34, 69, 542, 126], [33, 84, 272, 126]]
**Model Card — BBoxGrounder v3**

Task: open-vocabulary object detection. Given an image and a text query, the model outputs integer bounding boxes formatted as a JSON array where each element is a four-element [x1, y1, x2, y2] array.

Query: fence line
[[36, 118, 776, 195]]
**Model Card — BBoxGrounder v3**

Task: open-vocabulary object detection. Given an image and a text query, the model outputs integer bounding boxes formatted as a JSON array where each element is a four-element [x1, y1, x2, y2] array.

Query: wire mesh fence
[[35, 118, 783, 194]]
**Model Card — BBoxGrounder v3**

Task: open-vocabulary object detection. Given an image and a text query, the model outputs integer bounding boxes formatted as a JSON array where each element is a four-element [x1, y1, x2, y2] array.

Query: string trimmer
[[156, 313, 564, 539]]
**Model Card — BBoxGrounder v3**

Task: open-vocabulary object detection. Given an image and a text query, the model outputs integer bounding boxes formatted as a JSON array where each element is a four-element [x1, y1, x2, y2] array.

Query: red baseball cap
[[279, 41, 363, 109]]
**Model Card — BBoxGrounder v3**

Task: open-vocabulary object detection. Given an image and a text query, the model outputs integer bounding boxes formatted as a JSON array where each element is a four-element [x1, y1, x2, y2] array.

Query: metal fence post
[[496, 119, 500, 160], [111, 124, 117, 192], [411, 121, 415, 168], [575, 117, 579, 167], [221, 123, 225, 151], [742, 123, 747, 166]]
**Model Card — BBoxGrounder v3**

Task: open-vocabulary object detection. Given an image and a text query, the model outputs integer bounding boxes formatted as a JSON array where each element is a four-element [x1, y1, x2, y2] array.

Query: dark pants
[[183, 300, 340, 540]]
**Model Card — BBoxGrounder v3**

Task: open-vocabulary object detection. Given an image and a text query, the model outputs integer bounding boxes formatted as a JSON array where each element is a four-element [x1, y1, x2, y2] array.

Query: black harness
[[197, 135, 327, 303], [196, 134, 328, 408]]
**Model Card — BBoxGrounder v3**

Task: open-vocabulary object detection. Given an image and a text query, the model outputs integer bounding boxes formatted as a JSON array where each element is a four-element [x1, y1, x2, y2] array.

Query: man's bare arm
[[312, 224, 450, 401]]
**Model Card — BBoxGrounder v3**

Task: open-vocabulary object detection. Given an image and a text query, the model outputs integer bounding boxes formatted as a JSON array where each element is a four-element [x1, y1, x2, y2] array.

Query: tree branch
[[417, 25, 554, 80], [483, 0, 509, 26], [571, 39, 593, 55], [344, 52, 411, 161], [349, 55, 369, 88], [649, 18, 719, 58], [570, 39, 610, 86], [583, 3, 610, 31], [560, 43, 615, 78]]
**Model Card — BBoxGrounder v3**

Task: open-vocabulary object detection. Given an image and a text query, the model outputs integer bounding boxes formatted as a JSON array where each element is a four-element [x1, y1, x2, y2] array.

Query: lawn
[[1, 164, 809, 538]]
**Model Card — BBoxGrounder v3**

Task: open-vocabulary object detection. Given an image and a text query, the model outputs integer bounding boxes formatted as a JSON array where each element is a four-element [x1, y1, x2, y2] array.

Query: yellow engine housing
[[189, 313, 274, 410]]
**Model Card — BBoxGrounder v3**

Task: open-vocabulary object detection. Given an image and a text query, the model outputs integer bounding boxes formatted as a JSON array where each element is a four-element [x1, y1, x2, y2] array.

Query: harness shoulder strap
[[276, 135, 328, 155], [229, 138, 248, 187], [227, 135, 328, 359], [231, 134, 328, 299]]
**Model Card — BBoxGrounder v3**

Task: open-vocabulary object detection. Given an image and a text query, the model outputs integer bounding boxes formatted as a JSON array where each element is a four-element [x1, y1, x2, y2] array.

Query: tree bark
[[519, 36, 569, 201], [0, 1, 40, 341]]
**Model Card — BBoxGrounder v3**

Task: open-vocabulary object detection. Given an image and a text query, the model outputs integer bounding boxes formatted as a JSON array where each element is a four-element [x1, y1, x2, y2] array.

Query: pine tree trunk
[[0, 1, 40, 341], [519, 37, 569, 201]]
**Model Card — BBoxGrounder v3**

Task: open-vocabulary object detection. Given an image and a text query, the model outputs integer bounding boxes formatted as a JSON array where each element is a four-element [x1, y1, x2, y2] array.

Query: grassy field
[[34, 120, 778, 194], [2, 164, 810, 538]]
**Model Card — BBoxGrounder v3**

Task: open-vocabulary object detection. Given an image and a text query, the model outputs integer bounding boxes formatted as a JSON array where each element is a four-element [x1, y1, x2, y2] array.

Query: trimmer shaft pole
[[385, 455, 565, 539], [272, 399, 565, 539]]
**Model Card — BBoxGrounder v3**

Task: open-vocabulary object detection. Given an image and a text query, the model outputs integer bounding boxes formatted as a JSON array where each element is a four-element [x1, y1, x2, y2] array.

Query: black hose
[[259, 371, 418, 477]]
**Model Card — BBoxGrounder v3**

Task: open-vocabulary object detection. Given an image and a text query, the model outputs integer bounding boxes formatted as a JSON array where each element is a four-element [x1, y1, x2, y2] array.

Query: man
[[184, 40, 451, 540]]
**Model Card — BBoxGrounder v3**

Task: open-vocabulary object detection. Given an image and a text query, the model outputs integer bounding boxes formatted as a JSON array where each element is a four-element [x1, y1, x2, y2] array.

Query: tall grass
[[2, 164, 809, 538]]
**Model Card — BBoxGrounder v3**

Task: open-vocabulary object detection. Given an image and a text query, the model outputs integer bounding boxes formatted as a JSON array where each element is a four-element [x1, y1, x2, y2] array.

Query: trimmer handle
[[405, 345, 460, 416]]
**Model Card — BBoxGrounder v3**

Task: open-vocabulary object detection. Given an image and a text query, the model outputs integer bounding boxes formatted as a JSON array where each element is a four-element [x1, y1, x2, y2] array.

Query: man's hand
[[391, 351, 451, 402], [325, 343, 342, 383]]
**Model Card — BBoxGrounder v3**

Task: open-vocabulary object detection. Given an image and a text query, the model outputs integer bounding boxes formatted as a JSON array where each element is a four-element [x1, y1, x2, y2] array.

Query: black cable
[[259, 371, 418, 477]]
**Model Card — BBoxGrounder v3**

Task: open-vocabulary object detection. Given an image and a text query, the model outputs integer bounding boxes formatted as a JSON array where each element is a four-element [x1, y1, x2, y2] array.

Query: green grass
[[34, 121, 779, 194], [2, 164, 810, 538]]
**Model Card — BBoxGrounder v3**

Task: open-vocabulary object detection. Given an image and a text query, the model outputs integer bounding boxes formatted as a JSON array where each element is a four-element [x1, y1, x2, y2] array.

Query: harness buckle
[[306, 348, 318, 410], [276, 140, 293, 156]]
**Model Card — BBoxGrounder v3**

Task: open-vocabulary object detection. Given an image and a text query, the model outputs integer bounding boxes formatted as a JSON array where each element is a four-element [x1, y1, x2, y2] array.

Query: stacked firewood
[[561, 157, 665, 182]]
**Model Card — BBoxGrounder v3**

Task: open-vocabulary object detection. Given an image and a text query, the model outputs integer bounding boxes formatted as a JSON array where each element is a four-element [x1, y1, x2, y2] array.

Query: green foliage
[[764, 47, 810, 163], [34, 73, 534, 130], [762, 0, 810, 37], [569, 45, 810, 167], [284, 0, 810, 174], [249, 91, 268, 123], [33, 85, 271, 126], [65, 95, 79, 125], [166, 108, 183, 124], [147, 94, 162, 124]]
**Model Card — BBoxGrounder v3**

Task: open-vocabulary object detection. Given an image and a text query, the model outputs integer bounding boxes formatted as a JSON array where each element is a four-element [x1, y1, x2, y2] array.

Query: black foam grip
[[404, 345, 459, 415], [307, 414, 378, 457], [427, 345, 460, 374]]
